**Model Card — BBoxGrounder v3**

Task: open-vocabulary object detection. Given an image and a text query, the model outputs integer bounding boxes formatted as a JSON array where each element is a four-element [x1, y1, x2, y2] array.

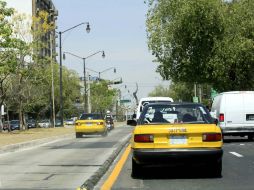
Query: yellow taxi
[[128, 102, 223, 178], [75, 113, 107, 138]]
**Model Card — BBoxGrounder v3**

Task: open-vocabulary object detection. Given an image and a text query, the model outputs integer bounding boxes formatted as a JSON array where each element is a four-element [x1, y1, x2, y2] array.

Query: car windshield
[[139, 103, 213, 124], [10, 120, 19, 124], [80, 113, 103, 120], [41, 120, 49, 123]]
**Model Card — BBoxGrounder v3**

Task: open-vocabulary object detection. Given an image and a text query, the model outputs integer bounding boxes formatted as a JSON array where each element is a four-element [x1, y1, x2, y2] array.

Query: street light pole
[[59, 31, 63, 126], [50, 31, 56, 128], [63, 51, 105, 113], [57, 22, 90, 126], [83, 58, 88, 112]]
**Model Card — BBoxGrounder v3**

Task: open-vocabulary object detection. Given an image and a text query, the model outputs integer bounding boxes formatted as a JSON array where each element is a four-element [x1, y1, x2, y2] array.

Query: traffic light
[[113, 78, 123, 84], [113, 81, 122, 84]]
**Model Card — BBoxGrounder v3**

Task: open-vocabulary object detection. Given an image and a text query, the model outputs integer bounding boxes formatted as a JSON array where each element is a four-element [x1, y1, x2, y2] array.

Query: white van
[[211, 91, 254, 140], [136, 97, 174, 120]]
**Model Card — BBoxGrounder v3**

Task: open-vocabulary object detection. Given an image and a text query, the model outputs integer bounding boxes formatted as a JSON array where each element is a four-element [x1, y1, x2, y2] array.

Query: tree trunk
[[18, 101, 26, 130], [0, 113, 3, 132]]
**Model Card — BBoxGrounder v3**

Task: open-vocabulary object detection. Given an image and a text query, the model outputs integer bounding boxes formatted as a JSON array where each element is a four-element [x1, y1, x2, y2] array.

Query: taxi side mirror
[[127, 119, 137, 126], [214, 118, 218, 125]]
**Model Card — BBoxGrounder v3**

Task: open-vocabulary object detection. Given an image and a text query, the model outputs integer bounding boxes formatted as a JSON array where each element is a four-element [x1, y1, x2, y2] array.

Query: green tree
[[61, 67, 81, 118], [146, 0, 254, 92], [148, 85, 171, 97], [209, 0, 254, 91], [5, 10, 55, 130], [0, 0, 23, 130], [146, 0, 225, 83], [90, 81, 117, 113], [148, 83, 193, 102]]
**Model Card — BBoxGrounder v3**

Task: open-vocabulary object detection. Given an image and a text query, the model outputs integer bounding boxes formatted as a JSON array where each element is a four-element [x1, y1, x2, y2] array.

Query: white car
[[65, 119, 75, 125], [136, 97, 174, 120], [211, 91, 254, 140], [38, 120, 51, 128]]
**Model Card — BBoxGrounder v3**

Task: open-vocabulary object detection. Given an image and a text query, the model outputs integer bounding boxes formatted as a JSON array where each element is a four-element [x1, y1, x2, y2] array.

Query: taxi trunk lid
[[133, 124, 222, 149]]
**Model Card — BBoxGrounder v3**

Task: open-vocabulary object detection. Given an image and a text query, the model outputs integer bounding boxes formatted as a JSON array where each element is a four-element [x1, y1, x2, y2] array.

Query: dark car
[[55, 119, 62, 127], [26, 119, 36, 129], [9, 120, 20, 131]]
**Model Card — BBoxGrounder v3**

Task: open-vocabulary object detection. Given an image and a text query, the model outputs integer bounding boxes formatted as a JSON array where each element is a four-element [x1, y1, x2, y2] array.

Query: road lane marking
[[229, 152, 243, 157], [101, 144, 131, 190], [240, 144, 245, 146]]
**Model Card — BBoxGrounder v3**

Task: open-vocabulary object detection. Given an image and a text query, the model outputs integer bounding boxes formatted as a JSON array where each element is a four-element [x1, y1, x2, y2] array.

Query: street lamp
[[99, 67, 116, 80], [57, 22, 90, 126], [63, 51, 105, 113]]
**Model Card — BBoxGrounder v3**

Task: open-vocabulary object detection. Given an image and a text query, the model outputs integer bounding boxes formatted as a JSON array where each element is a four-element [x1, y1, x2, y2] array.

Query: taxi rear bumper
[[132, 148, 223, 165]]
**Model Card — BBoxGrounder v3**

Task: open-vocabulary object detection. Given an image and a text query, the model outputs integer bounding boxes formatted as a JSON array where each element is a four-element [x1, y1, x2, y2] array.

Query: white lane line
[[229, 152, 243, 158], [240, 144, 245, 146]]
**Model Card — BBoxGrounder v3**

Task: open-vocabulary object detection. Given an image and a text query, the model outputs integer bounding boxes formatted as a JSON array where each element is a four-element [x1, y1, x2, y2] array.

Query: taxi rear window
[[80, 114, 103, 120], [139, 104, 213, 124]]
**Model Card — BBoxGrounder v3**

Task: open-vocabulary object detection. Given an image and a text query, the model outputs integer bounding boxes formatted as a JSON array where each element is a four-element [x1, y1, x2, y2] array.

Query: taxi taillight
[[76, 122, 81, 126], [202, 133, 222, 142], [134, 134, 154, 143], [219, 114, 224, 122], [97, 122, 104, 125]]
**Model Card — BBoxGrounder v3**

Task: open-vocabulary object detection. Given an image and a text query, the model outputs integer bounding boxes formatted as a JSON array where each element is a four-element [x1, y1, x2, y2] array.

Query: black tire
[[210, 159, 222, 177], [248, 135, 254, 141], [76, 132, 83, 138], [131, 158, 142, 178]]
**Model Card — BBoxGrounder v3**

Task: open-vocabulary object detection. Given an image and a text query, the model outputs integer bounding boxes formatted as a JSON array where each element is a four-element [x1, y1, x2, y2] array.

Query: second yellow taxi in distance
[[128, 102, 223, 178], [75, 113, 107, 138]]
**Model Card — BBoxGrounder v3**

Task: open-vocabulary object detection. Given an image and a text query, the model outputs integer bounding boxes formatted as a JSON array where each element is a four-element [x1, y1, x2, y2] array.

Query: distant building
[[6, 0, 58, 59]]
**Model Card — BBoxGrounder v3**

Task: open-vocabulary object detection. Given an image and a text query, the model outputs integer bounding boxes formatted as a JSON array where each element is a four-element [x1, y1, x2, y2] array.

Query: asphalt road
[[98, 136, 254, 190], [0, 125, 133, 190]]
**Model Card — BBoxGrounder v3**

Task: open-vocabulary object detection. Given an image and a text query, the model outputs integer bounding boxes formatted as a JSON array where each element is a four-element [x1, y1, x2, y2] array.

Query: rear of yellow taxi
[[130, 103, 223, 178], [75, 113, 107, 138]]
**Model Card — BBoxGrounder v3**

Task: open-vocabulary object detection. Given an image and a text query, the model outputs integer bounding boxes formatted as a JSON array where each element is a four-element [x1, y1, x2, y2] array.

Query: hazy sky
[[6, 0, 171, 103], [52, 0, 171, 102]]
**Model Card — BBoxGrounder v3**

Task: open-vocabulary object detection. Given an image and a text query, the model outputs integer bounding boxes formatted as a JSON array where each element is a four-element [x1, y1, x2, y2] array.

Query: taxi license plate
[[169, 135, 187, 145], [85, 122, 92, 126]]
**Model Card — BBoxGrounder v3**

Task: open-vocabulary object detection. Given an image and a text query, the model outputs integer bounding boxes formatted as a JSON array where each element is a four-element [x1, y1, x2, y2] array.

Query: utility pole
[[194, 83, 197, 97], [198, 84, 202, 103], [83, 58, 88, 112], [87, 72, 91, 113], [116, 100, 118, 122], [50, 32, 55, 128]]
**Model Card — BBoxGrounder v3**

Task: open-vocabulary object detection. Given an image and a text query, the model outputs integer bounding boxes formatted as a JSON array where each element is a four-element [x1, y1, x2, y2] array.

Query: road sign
[[193, 96, 199, 103], [211, 88, 218, 99], [120, 99, 131, 104]]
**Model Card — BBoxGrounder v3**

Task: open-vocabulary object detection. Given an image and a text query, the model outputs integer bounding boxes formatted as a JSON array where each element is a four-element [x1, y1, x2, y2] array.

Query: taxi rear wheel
[[76, 132, 83, 138], [131, 158, 142, 178], [210, 159, 222, 177]]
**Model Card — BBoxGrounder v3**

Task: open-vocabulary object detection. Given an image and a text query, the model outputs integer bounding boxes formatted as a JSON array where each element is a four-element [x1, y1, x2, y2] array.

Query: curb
[[78, 133, 131, 190], [0, 133, 74, 155]]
